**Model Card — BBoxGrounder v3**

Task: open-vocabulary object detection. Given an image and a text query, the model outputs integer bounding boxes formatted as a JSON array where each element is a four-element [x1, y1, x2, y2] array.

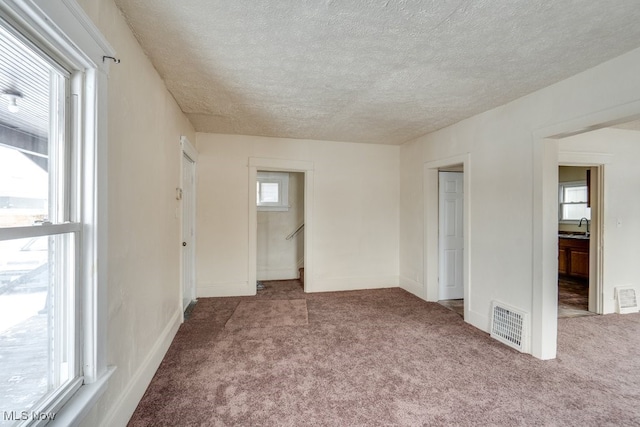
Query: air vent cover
[[615, 287, 639, 314], [490, 301, 529, 353]]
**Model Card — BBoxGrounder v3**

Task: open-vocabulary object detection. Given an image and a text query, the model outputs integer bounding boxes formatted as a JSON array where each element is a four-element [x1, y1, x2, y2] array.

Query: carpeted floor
[[128, 280, 640, 426]]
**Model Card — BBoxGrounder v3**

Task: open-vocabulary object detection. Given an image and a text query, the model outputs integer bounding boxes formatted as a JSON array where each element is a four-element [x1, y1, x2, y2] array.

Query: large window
[[559, 181, 591, 222], [0, 1, 113, 423], [0, 18, 82, 423]]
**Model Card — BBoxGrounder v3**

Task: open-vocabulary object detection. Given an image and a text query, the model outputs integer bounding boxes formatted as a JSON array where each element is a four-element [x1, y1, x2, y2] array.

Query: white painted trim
[[558, 151, 613, 165], [533, 100, 640, 141], [0, 223, 81, 240], [531, 102, 640, 360], [197, 282, 255, 297], [531, 138, 559, 360], [99, 308, 182, 427], [310, 275, 399, 293], [399, 275, 423, 298], [465, 309, 490, 334], [424, 153, 471, 321], [248, 158, 314, 293], [249, 157, 314, 172], [0, 0, 114, 70], [50, 366, 115, 427], [180, 135, 198, 162]]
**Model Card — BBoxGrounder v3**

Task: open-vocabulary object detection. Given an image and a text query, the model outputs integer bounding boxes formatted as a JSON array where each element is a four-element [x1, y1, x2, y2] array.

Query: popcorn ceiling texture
[[114, 0, 640, 144]]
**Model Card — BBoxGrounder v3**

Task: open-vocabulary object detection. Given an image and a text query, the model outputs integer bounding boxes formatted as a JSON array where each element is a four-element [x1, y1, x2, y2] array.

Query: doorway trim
[[248, 158, 314, 293], [180, 136, 197, 315], [424, 153, 471, 321], [532, 99, 640, 360]]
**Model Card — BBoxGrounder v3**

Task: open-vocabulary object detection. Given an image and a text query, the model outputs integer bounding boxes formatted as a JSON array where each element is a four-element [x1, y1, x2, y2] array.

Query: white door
[[439, 171, 464, 300], [182, 153, 196, 310]]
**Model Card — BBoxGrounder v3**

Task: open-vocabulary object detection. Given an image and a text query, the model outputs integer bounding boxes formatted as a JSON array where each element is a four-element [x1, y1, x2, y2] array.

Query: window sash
[[558, 182, 590, 221], [0, 13, 82, 422], [256, 172, 289, 211], [0, 0, 115, 423]]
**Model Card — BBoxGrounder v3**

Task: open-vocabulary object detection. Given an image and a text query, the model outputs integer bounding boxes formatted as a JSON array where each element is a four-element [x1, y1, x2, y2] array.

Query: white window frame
[[0, 1, 115, 425], [257, 172, 289, 211], [558, 180, 590, 223]]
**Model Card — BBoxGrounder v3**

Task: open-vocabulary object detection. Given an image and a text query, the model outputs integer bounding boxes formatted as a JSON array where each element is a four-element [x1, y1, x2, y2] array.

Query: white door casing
[[439, 171, 464, 300]]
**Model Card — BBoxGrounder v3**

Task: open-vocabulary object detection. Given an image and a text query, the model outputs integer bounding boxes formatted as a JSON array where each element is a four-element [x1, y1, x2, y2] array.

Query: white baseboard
[[309, 275, 399, 293], [466, 309, 490, 334], [100, 307, 182, 427], [399, 275, 424, 299], [197, 281, 255, 297], [257, 268, 299, 281]]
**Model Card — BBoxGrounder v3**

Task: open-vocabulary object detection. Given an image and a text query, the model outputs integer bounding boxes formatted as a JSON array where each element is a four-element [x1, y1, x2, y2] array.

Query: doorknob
[[182, 242, 187, 246]]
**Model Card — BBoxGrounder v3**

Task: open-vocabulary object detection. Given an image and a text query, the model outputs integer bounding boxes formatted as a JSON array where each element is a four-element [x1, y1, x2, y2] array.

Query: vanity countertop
[[558, 233, 589, 240]]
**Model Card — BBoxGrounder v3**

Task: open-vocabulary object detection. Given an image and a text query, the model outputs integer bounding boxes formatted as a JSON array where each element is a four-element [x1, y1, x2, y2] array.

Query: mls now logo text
[[2, 411, 56, 422]]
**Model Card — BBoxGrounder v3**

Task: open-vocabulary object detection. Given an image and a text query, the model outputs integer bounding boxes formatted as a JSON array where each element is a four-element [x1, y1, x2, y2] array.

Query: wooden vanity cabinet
[[558, 237, 589, 279]]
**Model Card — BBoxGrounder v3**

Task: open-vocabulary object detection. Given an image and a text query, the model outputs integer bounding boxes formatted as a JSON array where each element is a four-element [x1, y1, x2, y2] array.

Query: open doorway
[[256, 171, 305, 292], [557, 165, 600, 318], [248, 158, 314, 295], [534, 109, 640, 359]]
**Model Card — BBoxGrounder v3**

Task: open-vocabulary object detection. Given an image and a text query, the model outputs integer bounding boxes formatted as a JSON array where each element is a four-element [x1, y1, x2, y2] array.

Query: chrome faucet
[[579, 217, 590, 237]]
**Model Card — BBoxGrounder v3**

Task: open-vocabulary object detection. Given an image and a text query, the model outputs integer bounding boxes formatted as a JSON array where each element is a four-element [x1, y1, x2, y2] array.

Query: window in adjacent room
[[559, 181, 591, 221], [257, 172, 289, 211]]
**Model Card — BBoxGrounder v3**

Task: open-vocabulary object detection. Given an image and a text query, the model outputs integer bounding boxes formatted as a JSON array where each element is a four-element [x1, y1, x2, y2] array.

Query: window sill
[[50, 366, 116, 427], [257, 206, 290, 212]]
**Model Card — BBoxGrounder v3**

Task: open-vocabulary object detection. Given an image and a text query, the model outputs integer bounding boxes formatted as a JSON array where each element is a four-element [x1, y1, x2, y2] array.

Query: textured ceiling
[[114, 0, 640, 145]]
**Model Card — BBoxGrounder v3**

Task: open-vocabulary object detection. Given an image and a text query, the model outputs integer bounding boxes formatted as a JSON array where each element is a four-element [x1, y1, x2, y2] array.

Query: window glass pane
[[0, 23, 62, 228], [259, 182, 279, 203], [564, 186, 587, 203], [562, 204, 591, 220], [0, 233, 75, 418]]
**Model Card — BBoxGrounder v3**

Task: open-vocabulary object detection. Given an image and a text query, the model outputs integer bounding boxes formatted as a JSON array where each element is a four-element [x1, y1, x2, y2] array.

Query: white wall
[[196, 134, 400, 296], [257, 172, 304, 280], [400, 46, 640, 359], [559, 128, 640, 313], [74, 0, 196, 425]]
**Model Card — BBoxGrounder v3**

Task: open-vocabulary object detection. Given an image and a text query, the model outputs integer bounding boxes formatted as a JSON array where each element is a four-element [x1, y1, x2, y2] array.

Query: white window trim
[[0, 0, 115, 425], [558, 180, 590, 223], [257, 171, 289, 211]]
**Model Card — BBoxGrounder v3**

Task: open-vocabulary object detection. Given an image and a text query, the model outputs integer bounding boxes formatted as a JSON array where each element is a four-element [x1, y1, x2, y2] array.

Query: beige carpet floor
[[225, 299, 308, 329], [128, 280, 640, 426]]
